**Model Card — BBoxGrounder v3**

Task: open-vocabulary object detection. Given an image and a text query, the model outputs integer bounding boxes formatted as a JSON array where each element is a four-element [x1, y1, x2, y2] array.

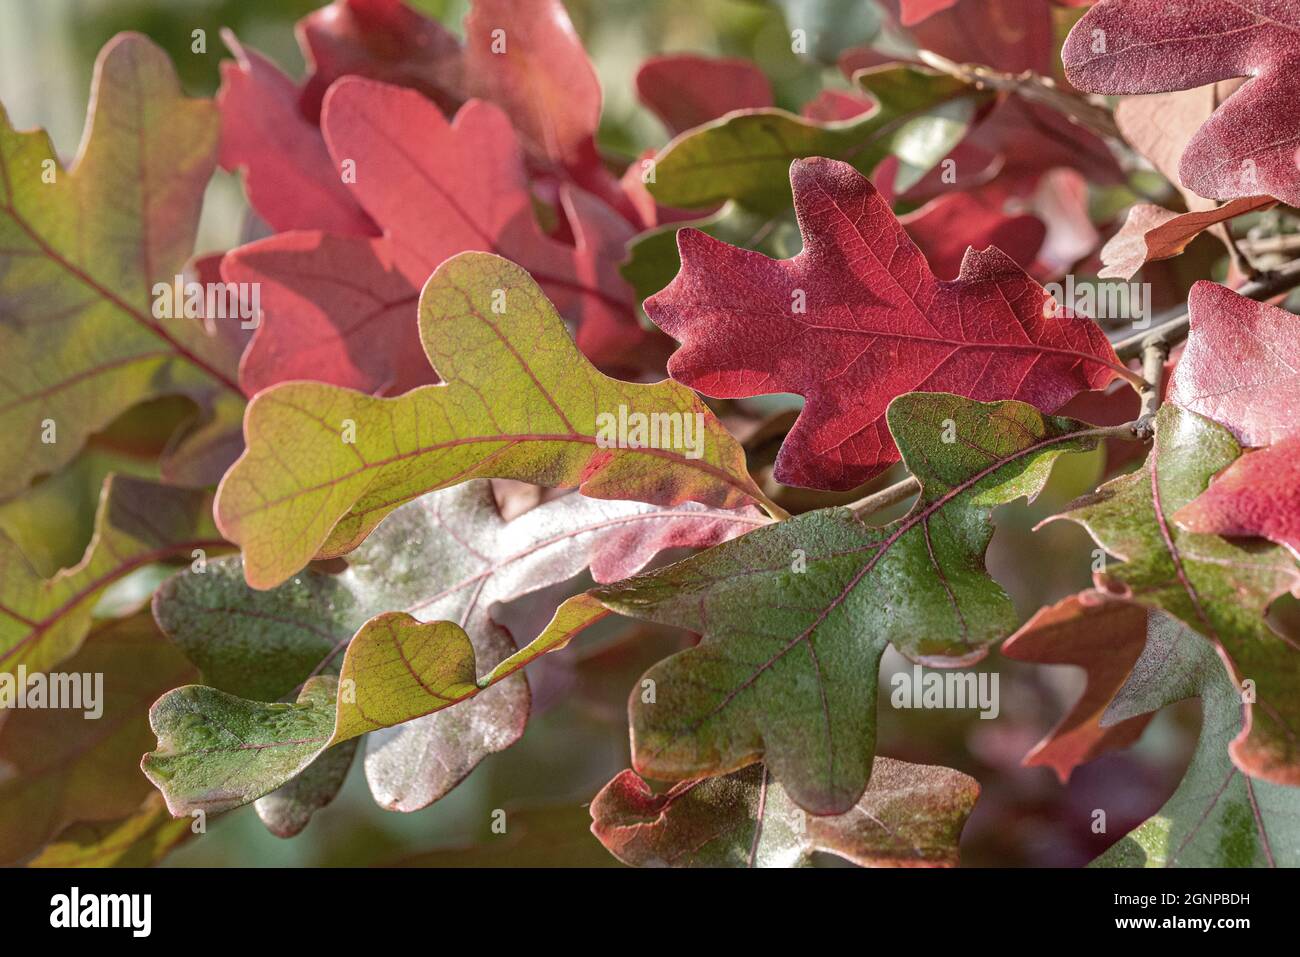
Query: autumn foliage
[[1, 0, 1298, 869]]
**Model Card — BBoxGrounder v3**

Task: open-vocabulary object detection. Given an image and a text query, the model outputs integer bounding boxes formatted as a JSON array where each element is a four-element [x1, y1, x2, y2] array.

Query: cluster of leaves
[[2, 0, 1299, 868]]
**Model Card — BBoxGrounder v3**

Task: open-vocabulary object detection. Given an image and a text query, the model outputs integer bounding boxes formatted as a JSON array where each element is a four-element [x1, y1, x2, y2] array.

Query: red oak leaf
[[1169, 281, 1300, 558], [636, 54, 773, 136], [463, 0, 635, 221], [899, 0, 961, 24], [645, 157, 1125, 490], [464, 0, 598, 174], [298, 0, 464, 121], [1168, 282, 1300, 449], [1175, 439, 1300, 560], [1063, 0, 1300, 206], [1099, 197, 1275, 281], [906, 0, 1055, 73], [218, 33, 376, 237], [801, 89, 874, 122], [900, 0, 1089, 26], [225, 78, 658, 395]]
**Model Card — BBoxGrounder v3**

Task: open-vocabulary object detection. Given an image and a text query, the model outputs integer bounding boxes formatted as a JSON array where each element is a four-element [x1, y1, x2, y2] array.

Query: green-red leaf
[[593, 393, 1119, 813], [0, 33, 243, 498], [1046, 405, 1300, 786], [591, 758, 979, 868]]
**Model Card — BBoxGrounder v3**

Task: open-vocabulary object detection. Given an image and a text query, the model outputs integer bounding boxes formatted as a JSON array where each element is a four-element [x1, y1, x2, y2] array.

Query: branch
[[1112, 257, 1300, 360], [849, 476, 920, 518], [1238, 234, 1300, 257], [1132, 339, 1169, 440]]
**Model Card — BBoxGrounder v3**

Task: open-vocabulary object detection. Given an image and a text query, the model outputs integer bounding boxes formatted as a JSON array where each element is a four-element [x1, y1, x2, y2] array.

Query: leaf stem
[[915, 49, 1120, 141]]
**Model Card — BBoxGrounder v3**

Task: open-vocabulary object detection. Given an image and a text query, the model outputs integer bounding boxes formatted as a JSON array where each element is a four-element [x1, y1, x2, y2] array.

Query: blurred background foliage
[[0, 0, 1209, 867]]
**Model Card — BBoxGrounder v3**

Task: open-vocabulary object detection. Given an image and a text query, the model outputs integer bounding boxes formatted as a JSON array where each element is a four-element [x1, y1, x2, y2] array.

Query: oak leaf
[[152, 482, 763, 813], [1046, 405, 1300, 786], [216, 252, 773, 590], [591, 759, 979, 868], [592, 393, 1120, 813], [0, 34, 243, 499], [646, 158, 1124, 490], [1169, 282, 1300, 560], [1063, 0, 1300, 206]]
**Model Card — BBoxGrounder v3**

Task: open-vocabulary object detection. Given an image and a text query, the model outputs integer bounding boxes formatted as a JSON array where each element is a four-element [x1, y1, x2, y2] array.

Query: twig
[[849, 476, 920, 517], [1112, 258, 1300, 360], [916, 49, 1120, 141], [1133, 339, 1169, 439], [1238, 234, 1300, 257]]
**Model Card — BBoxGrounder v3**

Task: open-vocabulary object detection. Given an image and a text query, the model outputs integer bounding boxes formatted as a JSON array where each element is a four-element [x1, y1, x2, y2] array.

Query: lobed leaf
[[0, 34, 242, 499], [1047, 405, 1300, 786], [593, 393, 1117, 813], [216, 251, 773, 590], [646, 157, 1123, 490], [1001, 593, 1155, 783], [1063, 0, 1300, 206], [591, 758, 979, 868]]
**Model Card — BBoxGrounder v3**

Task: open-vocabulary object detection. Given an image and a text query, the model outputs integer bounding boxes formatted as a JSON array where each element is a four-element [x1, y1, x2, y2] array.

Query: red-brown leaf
[[645, 157, 1123, 489]]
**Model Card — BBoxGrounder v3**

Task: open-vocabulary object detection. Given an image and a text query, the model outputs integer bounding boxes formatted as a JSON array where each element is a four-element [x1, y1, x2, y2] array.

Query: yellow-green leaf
[[215, 251, 775, 590], [0, 34, 243, 499]]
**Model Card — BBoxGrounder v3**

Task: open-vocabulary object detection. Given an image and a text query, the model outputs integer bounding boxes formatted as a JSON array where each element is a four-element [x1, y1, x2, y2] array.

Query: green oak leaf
[[591, 757, 979, 868], [215, 251, 776, 591], [592, 393, 1124, 814], [645, 65, 990, 214], [143, 674, 343, 816], [152, 553, 366, 838], [1092, 608, 1300, 868], [254, 740, 360, 839], [156, 481, 762, 813], [0, 474, 222, 677], [1047, 405, 1300, 786], [0, 613, 197, 864], [142, 605, 599, 815], [0, 33, 244, 500]]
